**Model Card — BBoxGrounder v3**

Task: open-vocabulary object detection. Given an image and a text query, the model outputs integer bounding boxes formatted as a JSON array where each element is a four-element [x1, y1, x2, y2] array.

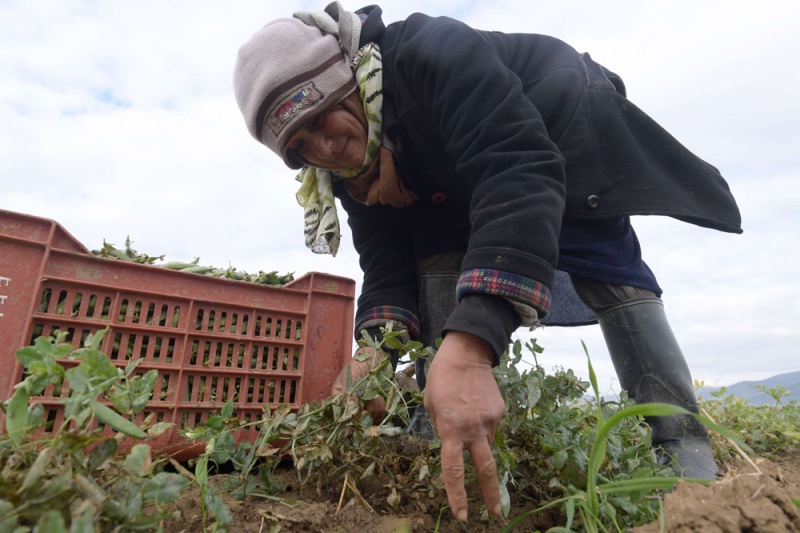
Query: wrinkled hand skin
[[424, 331, 505, 523], [330, 346, 387, 422]]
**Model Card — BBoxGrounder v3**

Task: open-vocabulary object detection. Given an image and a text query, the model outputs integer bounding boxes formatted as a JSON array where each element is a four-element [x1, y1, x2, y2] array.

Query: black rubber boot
[[597, 298, 718, 480], [407, 271, 459, 440]]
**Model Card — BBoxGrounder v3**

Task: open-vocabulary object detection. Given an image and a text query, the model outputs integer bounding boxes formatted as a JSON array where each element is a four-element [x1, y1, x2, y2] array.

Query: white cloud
[[2, 0, 798, 394]]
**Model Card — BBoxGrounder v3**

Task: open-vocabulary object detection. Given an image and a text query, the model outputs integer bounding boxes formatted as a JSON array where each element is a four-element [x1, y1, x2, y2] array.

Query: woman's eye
[[290, 139, 305, 152], [310, 114, 323, 130]]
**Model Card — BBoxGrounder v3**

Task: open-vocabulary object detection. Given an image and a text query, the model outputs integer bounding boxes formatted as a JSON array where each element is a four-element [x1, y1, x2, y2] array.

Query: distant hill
[[696, 371, 800, 406]]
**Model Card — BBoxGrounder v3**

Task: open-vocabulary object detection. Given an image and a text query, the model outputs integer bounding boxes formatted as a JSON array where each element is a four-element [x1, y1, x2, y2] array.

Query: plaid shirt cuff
[[355, 306, 421, 341], [456, 268, 551, 318]]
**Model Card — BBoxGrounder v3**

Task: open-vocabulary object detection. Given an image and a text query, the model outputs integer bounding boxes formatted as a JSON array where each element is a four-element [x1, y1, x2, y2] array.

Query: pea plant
[[187, 333, 717, 532], [2, 328, 797, 532], [0, 330, 193, 532]]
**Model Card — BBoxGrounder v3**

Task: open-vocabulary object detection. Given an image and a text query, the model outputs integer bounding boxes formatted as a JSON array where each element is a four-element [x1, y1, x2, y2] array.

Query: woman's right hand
[[330, 346, 387, 422], [423, 331, 505, 523]]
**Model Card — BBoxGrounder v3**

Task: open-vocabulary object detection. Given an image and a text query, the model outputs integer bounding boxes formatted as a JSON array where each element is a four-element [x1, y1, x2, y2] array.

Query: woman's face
[[287, 105, 367, 171]]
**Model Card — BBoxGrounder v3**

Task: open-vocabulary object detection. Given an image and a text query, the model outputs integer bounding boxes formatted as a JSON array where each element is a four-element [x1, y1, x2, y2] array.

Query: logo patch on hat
[[267, 82, 324, 135]]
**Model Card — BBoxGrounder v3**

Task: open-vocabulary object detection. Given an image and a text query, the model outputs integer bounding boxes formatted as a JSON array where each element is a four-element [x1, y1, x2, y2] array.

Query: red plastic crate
[[0, 210, 355, 458]]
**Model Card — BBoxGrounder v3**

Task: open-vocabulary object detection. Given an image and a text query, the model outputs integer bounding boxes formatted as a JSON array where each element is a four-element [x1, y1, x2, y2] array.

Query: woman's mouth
[[337, 138, 349, 162]]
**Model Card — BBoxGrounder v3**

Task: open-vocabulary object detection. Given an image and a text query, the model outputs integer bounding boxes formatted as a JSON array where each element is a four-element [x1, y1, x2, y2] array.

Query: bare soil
[[632, 452, 800, 533], [162, 451, 800, 532]]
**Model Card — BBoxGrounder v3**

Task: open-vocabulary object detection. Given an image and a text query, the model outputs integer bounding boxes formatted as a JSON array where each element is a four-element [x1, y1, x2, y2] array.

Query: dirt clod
[[633, 454, 800, 533]]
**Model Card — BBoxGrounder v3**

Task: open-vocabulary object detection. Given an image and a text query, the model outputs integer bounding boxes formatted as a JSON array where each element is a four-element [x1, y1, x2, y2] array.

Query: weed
[[701, 384, 800, 461]]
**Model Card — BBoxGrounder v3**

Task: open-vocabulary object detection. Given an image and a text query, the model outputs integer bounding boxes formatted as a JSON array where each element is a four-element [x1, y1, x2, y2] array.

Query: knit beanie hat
[[233, 17, 357, 169]]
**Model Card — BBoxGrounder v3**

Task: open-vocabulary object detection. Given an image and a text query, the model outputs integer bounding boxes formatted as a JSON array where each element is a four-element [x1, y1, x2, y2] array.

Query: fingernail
[[493, 503, 502, 516], [457, 509, 467, 522]]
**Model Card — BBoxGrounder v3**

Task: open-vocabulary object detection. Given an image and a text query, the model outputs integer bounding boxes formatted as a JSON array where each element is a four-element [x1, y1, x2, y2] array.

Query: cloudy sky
[[2, 0, 798, 395]]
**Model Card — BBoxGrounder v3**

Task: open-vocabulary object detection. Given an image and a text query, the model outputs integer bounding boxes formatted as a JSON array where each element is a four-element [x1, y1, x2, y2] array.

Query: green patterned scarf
[[295, 43, 383, 256]]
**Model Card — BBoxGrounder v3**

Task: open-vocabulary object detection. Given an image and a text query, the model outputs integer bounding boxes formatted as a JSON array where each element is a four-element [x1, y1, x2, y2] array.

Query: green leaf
[[195, 454, 209, 484], [146, 422, 174, 438], [16, 335, 65, 366], [0, 500, 20, 532], [89, 438, 119, 471], [5, 387, 30, 444], [360, 389, 380, 401], [19, 447, 56, 492], [74, 348, 118, 382], [125, 444, 153, 477], [142, 472, 191, 503], [204, 487, 234, 527], [36, 510, 68, 533], [553, 449, 569, 470], [125, 511, 180, 530], [341, 398, 360, 422], [15, 345, 46, 367], [124, 357, 143, 378], [564, 498, 576, 530], [597, 476, 687, 494], [108, 384, 132, 414], [116, 479, 144, 522], [27, 403, 44, 429], [64, 366, 91, 394], [204, 415, 225, 430], [583, 340, 601, 401], [70, 504, 96, 533], [499, 471, 511, 518], [128, 370, 157, 413], [221, 399, 235, 418], [210, 431, 236, 465], [233, 442, 251, 470], [85, 328, 108, 351], [511, 340, 522, 364], [73, 474, 107, 510], [15, 337, 67, 396], [524, 373, 542, 408], [62, 398, 93, 428]]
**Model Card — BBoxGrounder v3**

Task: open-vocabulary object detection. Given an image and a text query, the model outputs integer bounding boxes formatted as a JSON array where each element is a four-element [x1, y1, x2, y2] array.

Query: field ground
[[162, 448, 800, 532]]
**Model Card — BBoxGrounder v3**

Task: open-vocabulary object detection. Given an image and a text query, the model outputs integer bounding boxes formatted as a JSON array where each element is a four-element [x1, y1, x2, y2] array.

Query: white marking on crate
[[1, 277, 11, 317]]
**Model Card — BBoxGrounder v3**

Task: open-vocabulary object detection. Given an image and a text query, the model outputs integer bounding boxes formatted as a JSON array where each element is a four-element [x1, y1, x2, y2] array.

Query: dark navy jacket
[[334, 6, 741, 358]]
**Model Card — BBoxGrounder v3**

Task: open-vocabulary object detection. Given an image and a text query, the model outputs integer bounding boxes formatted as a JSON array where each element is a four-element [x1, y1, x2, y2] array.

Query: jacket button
[[431, 192, 446, 203], [586, 195, 599, 209]]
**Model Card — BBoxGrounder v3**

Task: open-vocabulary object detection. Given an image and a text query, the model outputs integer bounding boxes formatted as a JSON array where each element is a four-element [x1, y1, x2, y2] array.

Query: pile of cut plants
[[1, 328, 799, 532], [90, 236, 295, 286]]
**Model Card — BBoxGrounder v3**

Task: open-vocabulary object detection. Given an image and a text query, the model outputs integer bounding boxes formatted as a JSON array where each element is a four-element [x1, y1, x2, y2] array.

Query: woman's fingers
[[440, 436, 469, 522], [467, 438, 502, 517]]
